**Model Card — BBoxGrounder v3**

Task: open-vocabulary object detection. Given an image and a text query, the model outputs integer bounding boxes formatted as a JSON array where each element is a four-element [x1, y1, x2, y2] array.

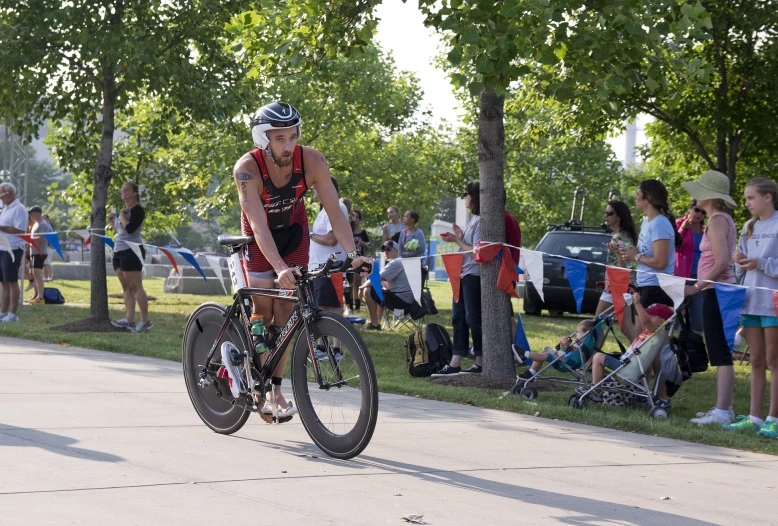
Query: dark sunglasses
[[269, 120, 299, 128], [693, 207, 706, 215], [382, 247, 392, 252], [604, 211, 616, 217]]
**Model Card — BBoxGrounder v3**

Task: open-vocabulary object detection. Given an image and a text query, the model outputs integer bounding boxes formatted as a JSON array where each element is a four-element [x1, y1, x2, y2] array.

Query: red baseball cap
[[645, 303, 674, 321]]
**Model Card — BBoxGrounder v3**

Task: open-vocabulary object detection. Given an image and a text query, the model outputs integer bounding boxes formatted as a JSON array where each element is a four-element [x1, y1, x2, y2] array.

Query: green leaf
[[468, 81, 484, 97], [645, 77, 660, 92]]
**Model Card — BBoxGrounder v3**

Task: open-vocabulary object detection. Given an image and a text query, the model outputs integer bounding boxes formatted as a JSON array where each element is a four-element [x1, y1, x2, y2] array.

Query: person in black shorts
[[108, 182, 152, 334], [28, 206, 52, 304], [347, 209, 370, 314]]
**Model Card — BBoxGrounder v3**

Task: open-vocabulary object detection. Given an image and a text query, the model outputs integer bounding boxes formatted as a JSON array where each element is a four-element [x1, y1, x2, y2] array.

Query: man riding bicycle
[[233, 101, 369, 423]]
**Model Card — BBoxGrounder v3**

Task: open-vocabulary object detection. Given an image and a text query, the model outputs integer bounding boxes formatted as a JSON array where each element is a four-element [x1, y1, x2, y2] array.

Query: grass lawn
[[5, 277, 776, 456]]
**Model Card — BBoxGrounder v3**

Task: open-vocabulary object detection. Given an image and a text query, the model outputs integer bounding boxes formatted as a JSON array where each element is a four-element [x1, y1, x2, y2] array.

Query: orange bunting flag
[[606, 266, 631, 326], [441, 253, 464, 303], [16, 234, 43, 256], [330, 273, 344, 306], [474, 242, 502, 264], [497, 248, 519, 299], [158, 247, 180, 275]]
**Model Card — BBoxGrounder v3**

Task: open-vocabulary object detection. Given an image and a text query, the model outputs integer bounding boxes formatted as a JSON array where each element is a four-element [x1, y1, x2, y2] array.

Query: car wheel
[[523, 286, 542, 316], [548, 309, 564, 317]]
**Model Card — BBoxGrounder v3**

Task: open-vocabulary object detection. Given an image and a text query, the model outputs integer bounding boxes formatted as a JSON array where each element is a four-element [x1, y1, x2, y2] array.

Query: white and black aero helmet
[[250, 102, 302, 150]]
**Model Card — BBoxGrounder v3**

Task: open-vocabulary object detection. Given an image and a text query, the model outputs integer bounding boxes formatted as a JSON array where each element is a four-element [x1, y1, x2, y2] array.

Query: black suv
[[523, 224, 612, 316]]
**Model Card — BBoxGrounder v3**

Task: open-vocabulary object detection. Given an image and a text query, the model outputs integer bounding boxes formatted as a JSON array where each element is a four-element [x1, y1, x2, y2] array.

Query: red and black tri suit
[[240, 145, 310, 275]]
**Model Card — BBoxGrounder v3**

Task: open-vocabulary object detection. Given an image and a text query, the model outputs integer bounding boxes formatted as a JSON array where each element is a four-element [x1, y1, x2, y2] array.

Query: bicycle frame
[[199, 274, 343, 398]]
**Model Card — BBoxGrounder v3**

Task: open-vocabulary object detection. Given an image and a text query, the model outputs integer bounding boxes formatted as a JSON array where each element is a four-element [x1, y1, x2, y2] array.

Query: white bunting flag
[[522, 249, 545, 302], [399, 257, 423, 304], [657, 273, 686, 311], [124, 241, 145, 268], [206, 255, 229, 296], [0, 233, 14, 262], [73, 229, 90, 241]]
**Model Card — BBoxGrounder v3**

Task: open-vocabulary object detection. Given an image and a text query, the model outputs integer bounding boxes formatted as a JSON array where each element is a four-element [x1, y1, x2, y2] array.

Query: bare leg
[[116, 270, 135, 323], [32, 268, 45, 302], [595, 299, 612, 317], [124, 271, 149, 323], [765, 327, 778, 419], [715, 365, 735, 411], [592, 353, 606, 384], [1, 282, 9, 313], [8, 282, 19, 314], [44, 263, 53, 280], [744, 327, 766, 419], [363, 284, 381, 325]]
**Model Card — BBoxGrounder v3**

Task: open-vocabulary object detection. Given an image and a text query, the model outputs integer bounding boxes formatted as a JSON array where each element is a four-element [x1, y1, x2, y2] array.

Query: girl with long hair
[[620, 180, 680, 309], [681, 171, 739, 426], [729, 178, 778, 439], [595, 200, 638, 316]]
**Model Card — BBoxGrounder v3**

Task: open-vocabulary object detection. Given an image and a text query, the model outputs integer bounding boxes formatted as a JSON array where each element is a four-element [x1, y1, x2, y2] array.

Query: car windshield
[[536, 232, 609, 263]]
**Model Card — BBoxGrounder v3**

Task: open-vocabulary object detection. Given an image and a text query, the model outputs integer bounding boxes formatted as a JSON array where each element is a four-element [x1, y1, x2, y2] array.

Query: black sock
[[355, 299, 361, 310], [332, 347, 341, 355]]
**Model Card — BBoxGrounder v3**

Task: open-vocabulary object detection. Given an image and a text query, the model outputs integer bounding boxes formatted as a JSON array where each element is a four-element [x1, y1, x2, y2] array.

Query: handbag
[[420, 288, 438, 315], [671, 299, 708, 375]]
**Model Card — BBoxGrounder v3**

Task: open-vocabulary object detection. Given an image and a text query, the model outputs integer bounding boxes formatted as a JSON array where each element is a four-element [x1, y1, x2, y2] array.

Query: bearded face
[[266, 128, 298, 168]]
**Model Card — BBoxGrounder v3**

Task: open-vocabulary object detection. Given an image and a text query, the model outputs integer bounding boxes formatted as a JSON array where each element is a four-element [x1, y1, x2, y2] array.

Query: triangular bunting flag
[[713, 284, 747, 351], [41, 233, 64, 261], [606, 267, 631, 326], [177, 251, 206, 280], [330, 273, 344, 306], [158, 247, 179, 275], [16, 234, 43, 256], [474, 242, 502, 264], [399, 258, 422, 304], [564, 258, 587, 314], [497, 248, 519, 298], [0, 234, 14, 262], [206, 255, 229, 296], [93, 234, 114, 250], [522, 250, 545, 302], [657, 273, 686, 311], [124, 241, 145, 268], [368, 261, 383, 302], [514, 312, 531, 354], [441, 253, 464, 303]]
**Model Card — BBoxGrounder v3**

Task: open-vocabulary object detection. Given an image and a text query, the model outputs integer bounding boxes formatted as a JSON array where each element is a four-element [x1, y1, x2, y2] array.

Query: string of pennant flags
[[4, 228, 776, 349]]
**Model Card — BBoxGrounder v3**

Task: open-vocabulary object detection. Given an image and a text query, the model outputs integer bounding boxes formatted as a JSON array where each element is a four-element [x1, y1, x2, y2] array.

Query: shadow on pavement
[[0, 424, 124, 463]]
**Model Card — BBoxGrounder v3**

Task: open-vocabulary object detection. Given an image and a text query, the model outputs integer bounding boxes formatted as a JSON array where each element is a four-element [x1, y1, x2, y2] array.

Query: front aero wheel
[[183, 302, 250, 435], [291, 312, 378, 460]]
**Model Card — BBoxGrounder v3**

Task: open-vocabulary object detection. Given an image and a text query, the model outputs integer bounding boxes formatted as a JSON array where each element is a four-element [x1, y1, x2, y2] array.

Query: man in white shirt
[[0, 183, 29, 322], [309, 176, 349, 358]]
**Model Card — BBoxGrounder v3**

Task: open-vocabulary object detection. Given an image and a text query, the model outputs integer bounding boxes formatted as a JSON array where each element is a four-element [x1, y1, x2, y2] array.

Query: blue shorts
[[0, 249, 24, 283], [740, 314, 778, 328], [603, 353, 624, 371]]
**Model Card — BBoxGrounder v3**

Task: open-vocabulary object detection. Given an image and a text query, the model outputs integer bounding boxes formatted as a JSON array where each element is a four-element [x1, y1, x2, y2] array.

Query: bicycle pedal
[[228, 348, 244, 366]]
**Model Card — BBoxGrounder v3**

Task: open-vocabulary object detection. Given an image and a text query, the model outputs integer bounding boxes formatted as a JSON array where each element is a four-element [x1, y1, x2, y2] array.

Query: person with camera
[[108, 182, 152, 334]]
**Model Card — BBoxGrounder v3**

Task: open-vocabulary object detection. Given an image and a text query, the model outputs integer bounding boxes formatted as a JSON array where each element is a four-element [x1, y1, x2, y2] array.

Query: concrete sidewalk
[[0, 336, 775, 525]]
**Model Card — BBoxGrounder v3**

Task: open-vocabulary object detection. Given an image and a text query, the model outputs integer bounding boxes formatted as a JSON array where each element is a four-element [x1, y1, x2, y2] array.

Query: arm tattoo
[[235, 171, 254, 180], [240, 181, 249, 199]]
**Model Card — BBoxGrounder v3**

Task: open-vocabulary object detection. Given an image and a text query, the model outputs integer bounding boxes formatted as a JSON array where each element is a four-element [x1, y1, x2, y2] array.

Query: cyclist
[[233, 101, 369, 423]]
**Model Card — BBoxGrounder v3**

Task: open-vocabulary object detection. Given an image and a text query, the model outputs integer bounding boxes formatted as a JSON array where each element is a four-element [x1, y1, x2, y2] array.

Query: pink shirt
[[697, 211, 736, 284]]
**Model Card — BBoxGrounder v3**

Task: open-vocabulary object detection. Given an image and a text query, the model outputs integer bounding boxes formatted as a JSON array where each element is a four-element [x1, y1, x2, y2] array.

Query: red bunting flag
[[606, 267, 631, 326], [16, 234, 43, 256], [158, 247, 180, 275], [82, 235, 91, 250], [497, 248, 519, 299], [441, 253, 464, 303], [774, 291, 778, 317], [474, 242, 502, 264], [330, 273, 344, 306]]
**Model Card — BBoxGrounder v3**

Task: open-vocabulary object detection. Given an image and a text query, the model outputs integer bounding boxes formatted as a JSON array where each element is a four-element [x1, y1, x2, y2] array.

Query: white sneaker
[[0, 312, 7, 322], [219, 342, 245, 398], [1, 313, 19, 323], [690, 410, 735, 425], [694, 407, 736, 421]]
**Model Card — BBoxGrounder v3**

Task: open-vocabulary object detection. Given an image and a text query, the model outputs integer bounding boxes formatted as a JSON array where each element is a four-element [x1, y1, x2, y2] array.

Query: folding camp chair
[[382, 265, 430, 332]]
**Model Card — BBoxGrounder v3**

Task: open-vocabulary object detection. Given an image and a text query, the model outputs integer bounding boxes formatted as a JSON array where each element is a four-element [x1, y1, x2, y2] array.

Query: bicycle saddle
[[218, 234, 254, 248]]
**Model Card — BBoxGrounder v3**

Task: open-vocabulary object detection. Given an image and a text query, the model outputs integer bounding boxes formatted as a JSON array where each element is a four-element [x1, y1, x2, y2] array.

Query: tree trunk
[[478, 90, 513, 379], [90, 73, 116, 320]]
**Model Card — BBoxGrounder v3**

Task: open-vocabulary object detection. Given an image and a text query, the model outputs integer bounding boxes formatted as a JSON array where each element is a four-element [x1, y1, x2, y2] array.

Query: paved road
[[1, 336, 776, 525]]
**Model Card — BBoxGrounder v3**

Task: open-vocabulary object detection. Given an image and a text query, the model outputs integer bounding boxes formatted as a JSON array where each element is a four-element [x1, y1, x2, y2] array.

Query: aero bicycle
[[182, 234, 378, 460]]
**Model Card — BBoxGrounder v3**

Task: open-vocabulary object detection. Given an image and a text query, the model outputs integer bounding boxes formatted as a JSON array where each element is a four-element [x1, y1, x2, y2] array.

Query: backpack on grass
[[406, 323, 453, 377], [43, 288, 65, 305]]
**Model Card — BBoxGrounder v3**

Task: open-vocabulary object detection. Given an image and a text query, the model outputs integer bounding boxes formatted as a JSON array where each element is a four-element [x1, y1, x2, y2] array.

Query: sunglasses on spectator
[[693, 207, 706, 215], [604, 211, 616, 216], [0, 192, 7, 199]]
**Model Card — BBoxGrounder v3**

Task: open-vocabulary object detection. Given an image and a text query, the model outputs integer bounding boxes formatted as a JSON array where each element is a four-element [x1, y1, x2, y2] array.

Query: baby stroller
[[512, 306, 619, 400], [568, 314, 676, 419]]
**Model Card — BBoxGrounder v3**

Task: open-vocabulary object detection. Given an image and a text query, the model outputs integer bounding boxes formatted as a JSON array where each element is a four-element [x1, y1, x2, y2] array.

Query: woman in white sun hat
[[681, 170, 739, 426]]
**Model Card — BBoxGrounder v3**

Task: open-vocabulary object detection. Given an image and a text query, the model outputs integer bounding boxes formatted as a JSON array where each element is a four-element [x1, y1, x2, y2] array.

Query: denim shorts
[[740, 314, 778, 328], [603, 353, 624, 371]]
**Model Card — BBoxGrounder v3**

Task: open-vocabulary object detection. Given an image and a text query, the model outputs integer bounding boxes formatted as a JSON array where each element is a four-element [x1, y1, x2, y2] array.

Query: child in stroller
[[578, 293, 674, 413], [514, 319, 595, 381]]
